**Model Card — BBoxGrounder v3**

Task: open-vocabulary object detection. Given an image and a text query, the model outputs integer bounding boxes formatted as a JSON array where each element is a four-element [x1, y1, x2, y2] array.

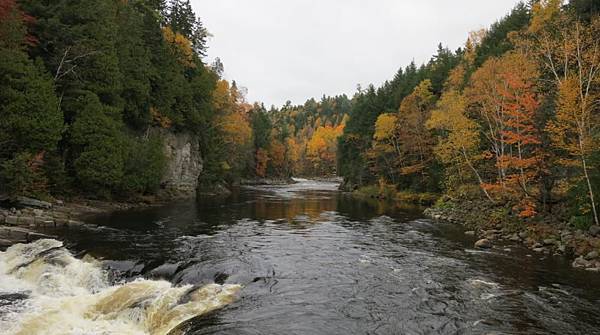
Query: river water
[[2, 179, 600, 334]]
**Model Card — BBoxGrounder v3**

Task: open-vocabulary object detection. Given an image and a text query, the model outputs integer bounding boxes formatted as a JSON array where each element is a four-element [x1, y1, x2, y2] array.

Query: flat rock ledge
[[0, 201, 105, 249]]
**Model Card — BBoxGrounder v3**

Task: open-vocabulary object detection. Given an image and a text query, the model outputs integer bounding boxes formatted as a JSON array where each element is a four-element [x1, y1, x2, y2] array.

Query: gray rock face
[[155, 129, 203, 198]]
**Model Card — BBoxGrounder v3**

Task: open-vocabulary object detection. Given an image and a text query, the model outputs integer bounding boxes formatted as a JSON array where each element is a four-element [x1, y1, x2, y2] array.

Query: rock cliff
[[155, 129, 203, 198]]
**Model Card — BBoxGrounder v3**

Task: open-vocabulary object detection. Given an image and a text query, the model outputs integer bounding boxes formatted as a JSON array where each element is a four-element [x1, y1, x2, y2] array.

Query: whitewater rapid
[[0, 239, 241, 335]]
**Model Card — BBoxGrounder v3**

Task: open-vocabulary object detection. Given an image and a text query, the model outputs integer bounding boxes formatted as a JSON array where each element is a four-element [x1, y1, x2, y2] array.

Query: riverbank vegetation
[[338, 0, 600, 234]]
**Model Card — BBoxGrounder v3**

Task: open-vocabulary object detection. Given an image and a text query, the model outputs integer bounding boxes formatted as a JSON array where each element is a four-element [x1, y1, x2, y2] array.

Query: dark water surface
[[51, 180, 600, 334]]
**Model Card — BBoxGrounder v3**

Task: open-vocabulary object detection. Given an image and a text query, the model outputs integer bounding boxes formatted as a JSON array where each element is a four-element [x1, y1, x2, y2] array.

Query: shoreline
[[423, 203, 600, 272], [0, 197, 171, 249]]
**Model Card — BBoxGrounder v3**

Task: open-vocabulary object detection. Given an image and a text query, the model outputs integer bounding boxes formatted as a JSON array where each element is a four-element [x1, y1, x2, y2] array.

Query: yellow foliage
[[426, 90, 479, 164], [373, 113, 397, 141], [162, 26, 195, 68], [219, 112, 252, 147], [306, 125, 343, 172], [529, 0, 562, 33]]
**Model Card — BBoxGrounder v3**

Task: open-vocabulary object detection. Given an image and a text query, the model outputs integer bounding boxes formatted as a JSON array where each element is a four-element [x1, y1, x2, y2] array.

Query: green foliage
[[121, 135, 167, 195], [570, 215, 593, 231], [0, 153, 46, 198], [4, 0, 218, 199], [473, 2, 530, 67], [115, 1, 152, 128], [0, 49, 62, 159], [434, 196, 455, 210], [251, 106, 272, 150], [69, 92, 125, 198]]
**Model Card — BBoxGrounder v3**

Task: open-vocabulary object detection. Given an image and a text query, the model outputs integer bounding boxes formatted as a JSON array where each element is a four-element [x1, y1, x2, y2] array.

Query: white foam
[[0, 239, 241, 335]]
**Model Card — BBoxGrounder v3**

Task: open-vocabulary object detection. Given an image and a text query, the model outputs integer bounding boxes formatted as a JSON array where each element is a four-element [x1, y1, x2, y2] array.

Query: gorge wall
[[155, 129, 203, 199]]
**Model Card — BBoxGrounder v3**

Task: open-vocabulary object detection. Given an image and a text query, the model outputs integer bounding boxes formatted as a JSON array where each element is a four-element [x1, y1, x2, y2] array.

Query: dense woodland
[[1, 0, 599, 230], [0, 0, 348, 200], [338, 0, 600, 229]]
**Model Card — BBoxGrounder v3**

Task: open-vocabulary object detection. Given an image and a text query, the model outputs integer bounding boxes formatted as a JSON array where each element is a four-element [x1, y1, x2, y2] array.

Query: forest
[[337, 0, 600, 230], [1, 0, 599, 230], [0, 0, 348, 201]]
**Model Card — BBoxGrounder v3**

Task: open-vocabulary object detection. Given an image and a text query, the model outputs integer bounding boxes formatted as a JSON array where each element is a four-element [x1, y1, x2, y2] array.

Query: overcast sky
[[191, 0, 521, 107]]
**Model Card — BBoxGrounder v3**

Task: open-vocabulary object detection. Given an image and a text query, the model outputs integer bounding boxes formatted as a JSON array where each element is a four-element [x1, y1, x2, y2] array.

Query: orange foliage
[[255, 148, 269, 177]]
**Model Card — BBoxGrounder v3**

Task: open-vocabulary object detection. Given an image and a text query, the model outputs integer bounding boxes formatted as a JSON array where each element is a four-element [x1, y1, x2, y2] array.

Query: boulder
[[518, 231, 529, 239], [475, 239, 492, 249], [584, 250, 599, 260], [0, 227, 30, 241], [589, 225, 600, 236], [0, 238, 13, 248], [464, 230, 475, 236], [572, 256, 592, 268], [5, 216, 18, 225], [509, 234, 521, 242], [543, 238, 557, 246], [16, 196, 52, 209]]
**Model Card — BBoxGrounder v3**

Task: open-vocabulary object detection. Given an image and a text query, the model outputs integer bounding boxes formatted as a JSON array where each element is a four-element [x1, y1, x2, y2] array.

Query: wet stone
[[18, 216, 35, 226], [572, 256, 591, 268], [475, 239, 492, 249], [5, 216, 18, 225], [0, 238, 13, 248], [27, 232, 54, 242], [464, 230, 475, 236], [35, 216, 55, 226], [584, 251, 599, 260], [67, 220, 85, 228], [509, 234, 521, 242]]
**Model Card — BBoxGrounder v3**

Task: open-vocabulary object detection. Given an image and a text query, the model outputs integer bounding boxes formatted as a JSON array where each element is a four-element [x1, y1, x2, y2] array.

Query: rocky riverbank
[[424, 202, 600, 272], [0, 197, 158, 249], [239, 177, 297, 186]]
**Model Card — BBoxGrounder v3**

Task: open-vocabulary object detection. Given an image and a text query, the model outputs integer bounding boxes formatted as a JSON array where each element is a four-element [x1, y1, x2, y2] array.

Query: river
[[1, 179, 600, 334]]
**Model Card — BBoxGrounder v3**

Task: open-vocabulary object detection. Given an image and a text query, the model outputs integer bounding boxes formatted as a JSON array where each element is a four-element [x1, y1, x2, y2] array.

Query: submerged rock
[[465, 230, 475, 236]]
